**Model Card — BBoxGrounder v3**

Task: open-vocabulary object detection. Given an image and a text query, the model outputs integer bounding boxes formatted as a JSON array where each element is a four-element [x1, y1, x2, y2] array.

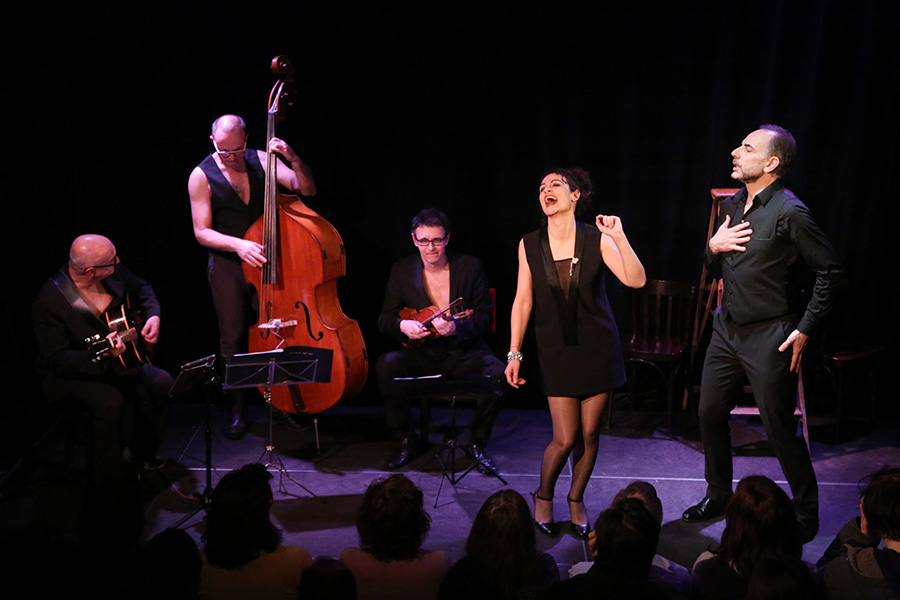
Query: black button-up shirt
[[704, 180, 843, 334]]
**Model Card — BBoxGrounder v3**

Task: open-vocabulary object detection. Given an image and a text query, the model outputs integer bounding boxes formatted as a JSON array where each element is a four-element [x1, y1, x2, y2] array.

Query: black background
[[6, 1, 898, 460]]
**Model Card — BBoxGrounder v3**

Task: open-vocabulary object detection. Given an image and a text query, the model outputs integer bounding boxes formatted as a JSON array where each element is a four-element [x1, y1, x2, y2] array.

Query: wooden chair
[[693, 188, 809, 449], [617, 279, 697, 437]]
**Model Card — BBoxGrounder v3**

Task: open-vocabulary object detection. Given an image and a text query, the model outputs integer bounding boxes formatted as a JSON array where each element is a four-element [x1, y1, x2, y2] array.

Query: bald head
[[211, 114, 247, 137], [69, 234, 116, 274]]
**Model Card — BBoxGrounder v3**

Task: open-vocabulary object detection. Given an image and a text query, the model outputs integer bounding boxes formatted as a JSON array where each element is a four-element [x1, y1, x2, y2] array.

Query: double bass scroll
[[242, 55, 368, 415]]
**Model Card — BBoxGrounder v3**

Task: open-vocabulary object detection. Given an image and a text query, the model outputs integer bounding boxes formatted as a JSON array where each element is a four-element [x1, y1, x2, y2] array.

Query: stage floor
[[3, 397, 899, 578]]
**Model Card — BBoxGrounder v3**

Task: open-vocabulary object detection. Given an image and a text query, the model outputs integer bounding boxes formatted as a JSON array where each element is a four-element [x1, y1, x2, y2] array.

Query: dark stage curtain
[[6, 2, 897, 460]]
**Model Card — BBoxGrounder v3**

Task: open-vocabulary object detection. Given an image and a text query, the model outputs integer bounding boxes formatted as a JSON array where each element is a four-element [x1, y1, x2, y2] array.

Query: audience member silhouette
[[340, 474, 451, 600], [200, 463, 312, 600], [543, 497, 682, 599], [691, 475, 806, 600], [746, 553, 825, 600], [135, 527, 202, 600], [817, 465, 900, 599], [437, 556, 504, 600], [457, 489, 558, 599], [568, 480, 689, 593], [296, 557, 358, 600]]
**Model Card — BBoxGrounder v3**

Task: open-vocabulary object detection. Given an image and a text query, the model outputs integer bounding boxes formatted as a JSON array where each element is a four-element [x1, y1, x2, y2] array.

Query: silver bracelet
[[507, 350, 523, 363]]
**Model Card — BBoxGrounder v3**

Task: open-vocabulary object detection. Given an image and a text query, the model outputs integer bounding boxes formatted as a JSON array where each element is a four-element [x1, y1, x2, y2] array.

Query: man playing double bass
[[188, 114, 316, 439], [377, 208, 506, 471]]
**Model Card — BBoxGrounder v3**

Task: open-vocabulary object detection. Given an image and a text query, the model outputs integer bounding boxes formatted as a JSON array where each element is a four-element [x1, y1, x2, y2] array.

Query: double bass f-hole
[[296, 300, 324, 341]]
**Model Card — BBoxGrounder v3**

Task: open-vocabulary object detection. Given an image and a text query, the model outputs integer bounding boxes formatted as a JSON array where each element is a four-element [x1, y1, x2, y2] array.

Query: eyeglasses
[[414, 236, 447, 248], [74, 255, 119, 271], [91, 255, 120, 269], [212, 140, 247, 156]]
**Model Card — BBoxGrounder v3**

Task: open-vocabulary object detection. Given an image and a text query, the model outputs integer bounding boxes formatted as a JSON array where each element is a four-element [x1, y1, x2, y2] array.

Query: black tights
[[535, 393, 608, 521]]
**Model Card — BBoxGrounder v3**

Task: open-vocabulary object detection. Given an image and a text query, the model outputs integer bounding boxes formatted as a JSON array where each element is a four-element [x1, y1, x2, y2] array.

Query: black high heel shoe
[[531, 491, 559, 536], [568, 495, 591, 539]]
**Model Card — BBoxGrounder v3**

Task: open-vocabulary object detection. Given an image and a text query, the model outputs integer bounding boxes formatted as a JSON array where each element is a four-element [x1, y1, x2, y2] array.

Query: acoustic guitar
[[84, 305, 153, 367]]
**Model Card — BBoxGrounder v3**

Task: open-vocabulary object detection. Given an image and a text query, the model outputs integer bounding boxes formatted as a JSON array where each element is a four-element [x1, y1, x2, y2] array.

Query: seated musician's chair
[[615, 280, 697, 438], [816, 337, 882, 442], [394, 374, 507, 506]]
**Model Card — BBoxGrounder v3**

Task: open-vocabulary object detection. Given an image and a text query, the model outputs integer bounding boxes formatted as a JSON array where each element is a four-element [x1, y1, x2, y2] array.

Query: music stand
[[167, 354, 218, 528], [394, 374, 507, 506], [225, 346, 331, 496]]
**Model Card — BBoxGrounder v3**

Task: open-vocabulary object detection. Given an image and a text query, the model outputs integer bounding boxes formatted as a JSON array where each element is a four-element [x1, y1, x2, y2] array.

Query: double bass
[[243, 56, 367, 414]]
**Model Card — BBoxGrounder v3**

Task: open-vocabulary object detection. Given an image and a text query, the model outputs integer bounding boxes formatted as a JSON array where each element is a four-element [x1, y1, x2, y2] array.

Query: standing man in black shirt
[[682, 125, 843, 543], [188, 114, 316, 438]]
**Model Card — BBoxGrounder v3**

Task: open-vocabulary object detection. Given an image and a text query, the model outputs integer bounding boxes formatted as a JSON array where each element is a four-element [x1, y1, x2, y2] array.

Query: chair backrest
[[692, 188, 739, 352], [624, 280, 697, 344]]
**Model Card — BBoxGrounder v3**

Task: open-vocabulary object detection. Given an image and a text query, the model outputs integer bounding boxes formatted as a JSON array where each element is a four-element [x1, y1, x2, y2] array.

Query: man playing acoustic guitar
[[32, 234, 172, 482], [377, 208, 506, 471]]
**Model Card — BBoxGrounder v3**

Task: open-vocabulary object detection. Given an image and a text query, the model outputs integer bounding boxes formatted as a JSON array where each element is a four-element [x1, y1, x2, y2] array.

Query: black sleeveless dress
[[523, 223, 625, 397]]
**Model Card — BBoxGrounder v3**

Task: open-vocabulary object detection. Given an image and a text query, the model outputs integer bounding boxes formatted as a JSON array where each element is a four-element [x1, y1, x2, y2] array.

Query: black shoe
[[470, 444, 498, 475], [798, 517, 819, 544], [531, 491, 560, 537], [682, 496, 730, 522], [384, 435, 421, 469], [274, 410, 307, 432], [567, 496, 591, 539], [225, 415, 247, 440]]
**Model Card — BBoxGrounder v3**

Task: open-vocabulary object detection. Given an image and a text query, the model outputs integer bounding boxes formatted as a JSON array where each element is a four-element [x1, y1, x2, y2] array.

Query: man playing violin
[[188, 114, 316, 439], [31, 234, 173, 482], [377, 208, 506, 471]]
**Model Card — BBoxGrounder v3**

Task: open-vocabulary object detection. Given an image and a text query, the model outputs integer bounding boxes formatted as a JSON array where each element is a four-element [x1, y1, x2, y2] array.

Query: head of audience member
[[410, 208, 451, 267], [745, 553, 824, 600], [611, 480, 664, 526], [465, 489, 539, 599], [860, 465, 900, 544], [296, 557, 358, 600], [136, 528, 202, 600], [541, 168, 595, 220], [356, 474, 431, 562], [203, 463, 282, 569], [718, 475, 802, 578], [438, 555, 504, 600], [68, 234, 120, 283], [592, 497, 660, 580]]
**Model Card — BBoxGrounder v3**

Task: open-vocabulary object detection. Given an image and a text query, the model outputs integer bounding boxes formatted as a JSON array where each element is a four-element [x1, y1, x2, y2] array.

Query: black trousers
[[207, 253, 258, 414], [698, 310, 818, 520], [376, 346, 506, 445], [43, 365, 172, 481]]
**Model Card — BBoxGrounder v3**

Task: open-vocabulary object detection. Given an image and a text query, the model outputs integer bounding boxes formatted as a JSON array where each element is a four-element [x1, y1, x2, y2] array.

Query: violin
[[398, 297, 473, 347]]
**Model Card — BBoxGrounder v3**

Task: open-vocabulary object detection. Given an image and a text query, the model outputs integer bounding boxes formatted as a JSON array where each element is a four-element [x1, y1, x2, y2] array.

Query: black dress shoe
[[384, 435, 421, 469], [798, 517, 819, 544], [682, 496, 730, 522], [470, 444, 498, 475], [225, 416, 247, 440], [531, 491, 560, 536]]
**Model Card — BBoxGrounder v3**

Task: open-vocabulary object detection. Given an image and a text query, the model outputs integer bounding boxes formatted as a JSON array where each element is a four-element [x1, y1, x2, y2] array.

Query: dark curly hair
[[717, 475, 801, 578], [203, 464, 282, 569], [356, 474, 431, 562], [542, 168, 595, 220], [861, 465, 900, 541]]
